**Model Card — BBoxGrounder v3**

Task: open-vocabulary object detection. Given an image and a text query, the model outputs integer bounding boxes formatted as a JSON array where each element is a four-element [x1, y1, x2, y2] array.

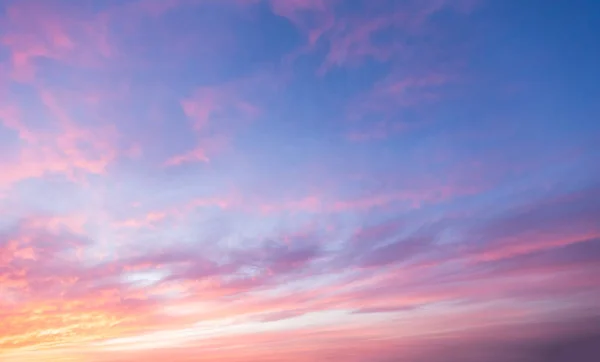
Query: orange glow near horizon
[[1, 0, 600, 361]]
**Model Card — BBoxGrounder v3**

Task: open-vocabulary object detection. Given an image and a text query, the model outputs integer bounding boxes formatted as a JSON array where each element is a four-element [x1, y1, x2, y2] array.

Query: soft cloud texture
[[1, 0, 599, 361]]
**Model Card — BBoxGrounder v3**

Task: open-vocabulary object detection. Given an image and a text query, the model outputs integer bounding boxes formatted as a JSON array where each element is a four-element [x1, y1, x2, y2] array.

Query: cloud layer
[[1, 0, 599, 361]]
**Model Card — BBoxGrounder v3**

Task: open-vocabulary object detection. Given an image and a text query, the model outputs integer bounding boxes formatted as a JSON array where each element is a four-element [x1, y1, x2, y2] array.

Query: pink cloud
[[345, 72, 454, 141], [1, 1, 112, 82], [181, 87, 261, 131], [113, 196, 232, 230], [252, 180, 476, 216], [317, 15, 403, 74], [272, 0, 474, 74], [0, 103, 37, 142], [164, 146, 210, 166], [269, 0, 467, 142], [349, 218, 405, 247], [1, 203, 598, 358], [0, 220, 192, 350], [257, 195, 323, 214], [269, 0, 334, 44], [116, 212, 168, 229], [471, 232, 600, 263], [0, 0, 597, 360], [461, 186, 600, 262], [21, 214, 88, 235], [165, 83, 261, 166], [9, 317, 600, 362], [0, 86, 121, 188], [330, 185, 467, 212]]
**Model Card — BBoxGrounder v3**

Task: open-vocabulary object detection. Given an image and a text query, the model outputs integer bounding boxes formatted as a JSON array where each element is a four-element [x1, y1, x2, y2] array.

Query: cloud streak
[[1, 0, 599, 361]]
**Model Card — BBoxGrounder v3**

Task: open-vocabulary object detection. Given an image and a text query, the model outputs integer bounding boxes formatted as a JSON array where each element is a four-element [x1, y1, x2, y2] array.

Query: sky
[[0, 0, 599, 361]]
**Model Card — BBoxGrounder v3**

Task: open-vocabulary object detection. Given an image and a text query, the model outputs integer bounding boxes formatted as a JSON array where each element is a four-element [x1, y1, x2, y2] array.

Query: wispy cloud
[[1, 0, 599, 360], [1, 1, 112, 82]]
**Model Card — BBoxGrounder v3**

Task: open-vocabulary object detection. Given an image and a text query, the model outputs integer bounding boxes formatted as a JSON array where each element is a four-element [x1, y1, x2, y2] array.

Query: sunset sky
[[1, 0, 599, 361]]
